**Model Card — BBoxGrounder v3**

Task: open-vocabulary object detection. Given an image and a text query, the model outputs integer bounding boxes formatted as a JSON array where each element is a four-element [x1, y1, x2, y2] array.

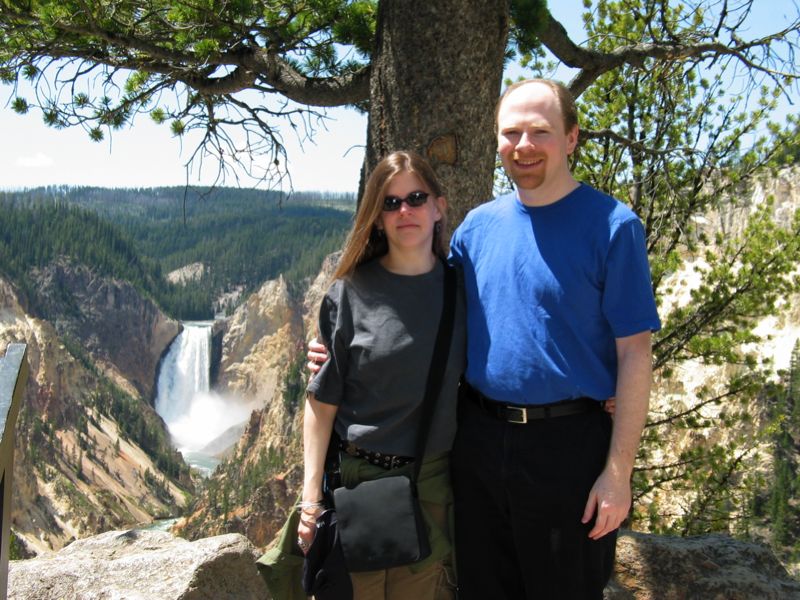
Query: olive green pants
[[340, 452, 457, 600], [349, 501, 456, 600]]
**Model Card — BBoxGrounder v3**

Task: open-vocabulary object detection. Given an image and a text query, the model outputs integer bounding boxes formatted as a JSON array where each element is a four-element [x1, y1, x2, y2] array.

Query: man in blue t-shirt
[[448, 79, 660, 599]]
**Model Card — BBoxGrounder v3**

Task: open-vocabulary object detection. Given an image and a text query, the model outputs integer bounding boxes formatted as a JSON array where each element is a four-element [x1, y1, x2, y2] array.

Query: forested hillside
[[0, 187, 354, 319]]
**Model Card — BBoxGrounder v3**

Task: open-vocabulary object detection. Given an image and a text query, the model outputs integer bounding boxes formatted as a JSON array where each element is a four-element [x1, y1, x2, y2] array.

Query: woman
[[299, 151, 465, 600]]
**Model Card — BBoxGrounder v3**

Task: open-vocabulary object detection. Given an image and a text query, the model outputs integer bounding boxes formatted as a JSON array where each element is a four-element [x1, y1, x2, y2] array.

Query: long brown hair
[[334, 151, 448, 279]]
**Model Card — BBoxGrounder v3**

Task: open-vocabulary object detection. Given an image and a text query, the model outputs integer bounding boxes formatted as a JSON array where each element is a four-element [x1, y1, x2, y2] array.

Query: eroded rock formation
[[8, 529, 267, 600], [27, 258, 179, 400]]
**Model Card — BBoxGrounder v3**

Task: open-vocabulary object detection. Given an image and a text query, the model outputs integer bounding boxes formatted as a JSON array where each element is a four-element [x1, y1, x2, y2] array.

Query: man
[[447, 78, 659, 598], [309, 78, 660, 598]]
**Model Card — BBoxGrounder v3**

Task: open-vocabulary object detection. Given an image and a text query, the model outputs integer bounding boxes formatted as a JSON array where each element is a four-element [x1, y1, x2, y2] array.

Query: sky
[[0, 1, 797, 193]]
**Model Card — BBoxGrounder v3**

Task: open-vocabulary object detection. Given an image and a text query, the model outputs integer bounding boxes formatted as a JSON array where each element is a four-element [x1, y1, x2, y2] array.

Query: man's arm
[[306, 338, 329, 375], [582, 330, 652, 539]]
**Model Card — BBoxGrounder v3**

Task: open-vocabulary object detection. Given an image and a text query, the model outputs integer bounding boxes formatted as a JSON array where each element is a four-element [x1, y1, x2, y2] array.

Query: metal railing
[[0, 344, 27, 600]]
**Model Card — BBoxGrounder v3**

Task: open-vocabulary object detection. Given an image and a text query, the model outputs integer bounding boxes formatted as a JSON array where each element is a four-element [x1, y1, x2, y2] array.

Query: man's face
[[496, 83, 578, 195]]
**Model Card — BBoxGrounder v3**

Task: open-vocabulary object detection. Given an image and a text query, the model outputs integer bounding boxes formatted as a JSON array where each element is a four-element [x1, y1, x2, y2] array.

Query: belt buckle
[[507, 405, 528, 424]]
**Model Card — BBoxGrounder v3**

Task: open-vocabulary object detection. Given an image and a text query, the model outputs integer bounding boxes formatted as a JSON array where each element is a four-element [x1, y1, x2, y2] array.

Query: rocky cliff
[[0, 262, 190, 555], [28, 258, 178, 400], [8, 527, 799, 599], [702, 165, 800, 236]]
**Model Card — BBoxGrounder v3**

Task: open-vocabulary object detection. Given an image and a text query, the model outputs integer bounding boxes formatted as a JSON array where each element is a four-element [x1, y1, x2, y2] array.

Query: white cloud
[[16, 152, 54, 168]]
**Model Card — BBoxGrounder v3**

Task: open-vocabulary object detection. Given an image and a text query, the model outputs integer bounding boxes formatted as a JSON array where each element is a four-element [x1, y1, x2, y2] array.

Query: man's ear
[[566, 125, 579, 155]]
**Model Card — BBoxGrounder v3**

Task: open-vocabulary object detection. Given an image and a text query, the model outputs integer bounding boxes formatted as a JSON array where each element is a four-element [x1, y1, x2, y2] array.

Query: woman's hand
[[300, 395, 337, 554], [297, 508, 320, 555], [604, 397, 616, 417]]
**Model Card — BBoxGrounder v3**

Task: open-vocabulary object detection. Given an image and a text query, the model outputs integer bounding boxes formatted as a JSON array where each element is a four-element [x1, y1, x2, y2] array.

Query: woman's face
[[377, 171, 443, 254]]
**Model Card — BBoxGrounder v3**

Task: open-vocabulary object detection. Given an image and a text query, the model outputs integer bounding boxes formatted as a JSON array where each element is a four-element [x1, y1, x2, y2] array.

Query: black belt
[[466, 385, 600, 424], [338, 440, 415, 470]]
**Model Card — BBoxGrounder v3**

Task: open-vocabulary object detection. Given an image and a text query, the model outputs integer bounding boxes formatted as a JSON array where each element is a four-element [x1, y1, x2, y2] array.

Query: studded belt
[[338, 440, 415, 470]]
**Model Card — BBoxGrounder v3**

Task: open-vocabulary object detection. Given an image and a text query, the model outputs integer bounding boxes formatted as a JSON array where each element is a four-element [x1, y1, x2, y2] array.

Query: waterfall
[[155, 323, 211, 425], [155, 322, 256, 476]]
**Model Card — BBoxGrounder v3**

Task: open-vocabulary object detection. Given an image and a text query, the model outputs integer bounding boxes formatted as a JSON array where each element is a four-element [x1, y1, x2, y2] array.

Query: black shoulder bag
[[332, 263, 457, 572]]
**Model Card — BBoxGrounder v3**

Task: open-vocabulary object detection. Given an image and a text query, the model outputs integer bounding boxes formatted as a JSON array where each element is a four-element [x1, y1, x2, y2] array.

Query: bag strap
[[411, 261, 457, 483]]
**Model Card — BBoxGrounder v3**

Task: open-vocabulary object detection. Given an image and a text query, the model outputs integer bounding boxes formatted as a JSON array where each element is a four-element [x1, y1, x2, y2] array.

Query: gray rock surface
[[11, 526, 800, 600], [8, 529, 268, 600], [609, 531, 800, 599]]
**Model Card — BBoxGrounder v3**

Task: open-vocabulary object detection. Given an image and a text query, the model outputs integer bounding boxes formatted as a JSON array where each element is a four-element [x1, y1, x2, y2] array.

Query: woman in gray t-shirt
[[298, 151, 465, 600]]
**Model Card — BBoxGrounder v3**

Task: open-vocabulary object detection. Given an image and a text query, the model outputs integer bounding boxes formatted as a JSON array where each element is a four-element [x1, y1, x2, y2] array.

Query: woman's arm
[[297, 393, 338, 551]]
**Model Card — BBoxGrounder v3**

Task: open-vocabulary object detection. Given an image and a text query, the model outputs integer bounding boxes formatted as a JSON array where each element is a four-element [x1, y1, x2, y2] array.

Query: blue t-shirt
[[449, 183, 661, 405]]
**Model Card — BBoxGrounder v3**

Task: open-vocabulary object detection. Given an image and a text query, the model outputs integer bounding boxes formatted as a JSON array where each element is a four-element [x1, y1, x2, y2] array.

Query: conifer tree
[[1, 1, 797, 221]]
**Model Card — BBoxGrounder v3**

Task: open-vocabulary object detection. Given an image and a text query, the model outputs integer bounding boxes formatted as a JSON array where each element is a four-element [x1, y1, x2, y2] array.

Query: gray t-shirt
[[307, 259, 466, 457]]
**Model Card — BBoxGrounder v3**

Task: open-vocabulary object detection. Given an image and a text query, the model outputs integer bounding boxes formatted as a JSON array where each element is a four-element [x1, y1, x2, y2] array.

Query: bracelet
[[299, 513, 318, 525], [296, 500, 325, 513]]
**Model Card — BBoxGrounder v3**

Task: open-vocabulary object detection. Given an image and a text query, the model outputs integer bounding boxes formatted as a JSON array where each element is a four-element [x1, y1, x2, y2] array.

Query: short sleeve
[[448, 222, 465, 267], [306, 280, 349, 405], [602, 218, 662, 338]]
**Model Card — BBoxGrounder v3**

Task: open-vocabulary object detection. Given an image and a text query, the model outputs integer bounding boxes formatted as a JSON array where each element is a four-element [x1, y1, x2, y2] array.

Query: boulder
[[609, 531, 800, 599], [8, 529, 268, 600]]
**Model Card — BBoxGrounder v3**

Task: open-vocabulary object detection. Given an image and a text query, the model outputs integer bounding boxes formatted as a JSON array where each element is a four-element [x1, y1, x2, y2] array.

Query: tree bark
[[365, 0, 509, 226]]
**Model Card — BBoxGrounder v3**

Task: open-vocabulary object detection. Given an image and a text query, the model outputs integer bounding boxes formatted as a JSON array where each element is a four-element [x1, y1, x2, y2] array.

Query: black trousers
[[451, 394, 616, 600]]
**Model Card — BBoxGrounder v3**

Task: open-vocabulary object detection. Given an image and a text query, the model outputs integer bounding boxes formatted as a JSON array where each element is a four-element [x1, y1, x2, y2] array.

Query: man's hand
[[581, 467, 631, 540], [582, 331, 651, 539], [306, 337, 329, 375]]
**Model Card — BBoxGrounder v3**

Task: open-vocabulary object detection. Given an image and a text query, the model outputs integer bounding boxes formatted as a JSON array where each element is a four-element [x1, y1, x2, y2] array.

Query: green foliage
[[331, 0, 376, 56], [655, 205, 800, 369], [9, 530, 27, 561], [509, 0, 547, 54], [0, 187, 353, 319], [10, 96, 27, 113], [771, 114, 800, 168], [747, 367, 800, 563], [282, 348, 309, 412], [170, 120, 185, 137], [201, 442, 287, 517], [0, 0, 374, 179], [143, 468, 175, 506], [0, 199, 182, 315]]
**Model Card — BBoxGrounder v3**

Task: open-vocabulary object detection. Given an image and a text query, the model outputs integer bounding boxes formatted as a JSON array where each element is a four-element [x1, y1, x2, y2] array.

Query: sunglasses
[[383, 191, 430, 212]]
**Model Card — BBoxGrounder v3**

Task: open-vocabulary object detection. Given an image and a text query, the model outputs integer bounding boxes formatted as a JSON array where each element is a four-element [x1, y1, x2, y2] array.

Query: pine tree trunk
[[365, 0, 509, 227]]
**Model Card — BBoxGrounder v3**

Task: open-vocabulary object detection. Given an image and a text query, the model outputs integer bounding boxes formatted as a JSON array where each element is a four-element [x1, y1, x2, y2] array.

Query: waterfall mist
[[155, 322, 257, 475]]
